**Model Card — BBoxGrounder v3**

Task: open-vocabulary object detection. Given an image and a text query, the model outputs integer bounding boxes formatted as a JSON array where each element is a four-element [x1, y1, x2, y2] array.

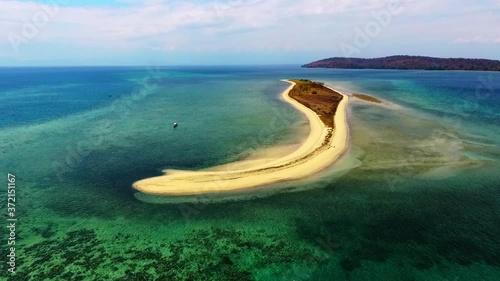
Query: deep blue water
[[3, 66, 498, 128]]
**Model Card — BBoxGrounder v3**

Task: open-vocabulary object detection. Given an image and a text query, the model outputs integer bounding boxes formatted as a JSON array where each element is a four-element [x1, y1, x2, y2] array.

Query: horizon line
[[0, 64, 305, 68]]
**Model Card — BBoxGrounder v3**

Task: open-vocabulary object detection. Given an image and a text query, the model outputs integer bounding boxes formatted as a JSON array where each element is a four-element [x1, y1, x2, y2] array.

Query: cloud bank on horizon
[[0, 0, 499, 65]]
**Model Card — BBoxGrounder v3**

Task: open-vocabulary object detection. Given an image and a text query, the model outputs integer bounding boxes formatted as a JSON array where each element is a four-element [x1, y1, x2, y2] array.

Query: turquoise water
[[0, 66, 499, 280]]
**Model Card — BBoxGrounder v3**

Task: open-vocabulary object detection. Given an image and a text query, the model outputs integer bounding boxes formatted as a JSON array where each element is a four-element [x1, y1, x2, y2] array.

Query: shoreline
[[132, 80, 350, 196]]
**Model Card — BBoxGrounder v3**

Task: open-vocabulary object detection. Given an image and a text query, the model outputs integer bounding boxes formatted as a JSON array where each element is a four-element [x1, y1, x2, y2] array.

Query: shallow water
[[0, 66, 499, 280]]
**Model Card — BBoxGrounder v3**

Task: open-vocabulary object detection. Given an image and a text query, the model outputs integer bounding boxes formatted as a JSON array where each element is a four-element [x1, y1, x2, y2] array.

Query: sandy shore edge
[[132, 80, 349, 195]]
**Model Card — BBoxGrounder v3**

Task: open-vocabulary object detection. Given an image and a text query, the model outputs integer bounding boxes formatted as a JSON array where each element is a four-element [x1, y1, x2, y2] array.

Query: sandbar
[[132, 80, 349, 195]]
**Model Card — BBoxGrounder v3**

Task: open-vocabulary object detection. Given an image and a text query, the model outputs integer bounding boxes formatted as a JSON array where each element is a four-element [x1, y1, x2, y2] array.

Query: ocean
[[0, 66, 499, 280]]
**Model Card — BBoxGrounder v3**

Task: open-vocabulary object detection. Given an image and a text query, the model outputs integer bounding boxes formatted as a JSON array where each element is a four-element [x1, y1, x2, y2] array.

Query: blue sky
[[1, 0, 499, 66]]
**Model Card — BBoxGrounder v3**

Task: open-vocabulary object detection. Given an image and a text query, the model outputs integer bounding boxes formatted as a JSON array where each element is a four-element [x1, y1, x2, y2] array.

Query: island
[[303, 55, 500, 71], [133, 80, 349, 196], [352, 93, 382, 103]]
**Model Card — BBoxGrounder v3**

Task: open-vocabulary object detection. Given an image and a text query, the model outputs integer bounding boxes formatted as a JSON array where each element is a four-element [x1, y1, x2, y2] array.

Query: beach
[[132, 80, 349, 195]]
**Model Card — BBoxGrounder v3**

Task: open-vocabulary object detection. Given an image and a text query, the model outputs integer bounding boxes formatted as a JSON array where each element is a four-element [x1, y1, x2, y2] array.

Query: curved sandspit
[[133, 80, 350, 196]]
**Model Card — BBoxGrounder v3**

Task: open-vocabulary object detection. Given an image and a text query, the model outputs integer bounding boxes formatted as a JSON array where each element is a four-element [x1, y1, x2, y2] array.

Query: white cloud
[[0, 0, 417, 43], [0, 0, 499, 57]]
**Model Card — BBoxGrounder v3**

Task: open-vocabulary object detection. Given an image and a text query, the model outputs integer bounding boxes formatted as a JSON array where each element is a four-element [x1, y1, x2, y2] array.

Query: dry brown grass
[[289, 79, 343, 128]]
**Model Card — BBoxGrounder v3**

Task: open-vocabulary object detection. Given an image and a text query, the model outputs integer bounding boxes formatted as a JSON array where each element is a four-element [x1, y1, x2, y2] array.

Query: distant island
[[303, 55, 500, 71]]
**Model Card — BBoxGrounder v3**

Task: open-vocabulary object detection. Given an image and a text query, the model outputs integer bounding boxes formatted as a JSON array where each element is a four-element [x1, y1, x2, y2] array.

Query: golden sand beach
[[132, 80, 349, 195]]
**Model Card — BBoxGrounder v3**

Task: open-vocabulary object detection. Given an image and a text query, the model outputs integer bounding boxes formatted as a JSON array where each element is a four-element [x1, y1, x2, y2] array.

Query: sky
[[0, 0, 499, 66]]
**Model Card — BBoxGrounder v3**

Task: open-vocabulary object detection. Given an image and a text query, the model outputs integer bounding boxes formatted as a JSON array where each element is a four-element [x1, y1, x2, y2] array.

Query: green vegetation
[[303, 55, 500, 71], [353, 93, 382, 103]]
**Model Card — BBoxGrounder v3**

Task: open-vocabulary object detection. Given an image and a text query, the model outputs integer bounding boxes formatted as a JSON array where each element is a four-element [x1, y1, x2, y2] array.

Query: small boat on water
[[173, 122, 178, 128]]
